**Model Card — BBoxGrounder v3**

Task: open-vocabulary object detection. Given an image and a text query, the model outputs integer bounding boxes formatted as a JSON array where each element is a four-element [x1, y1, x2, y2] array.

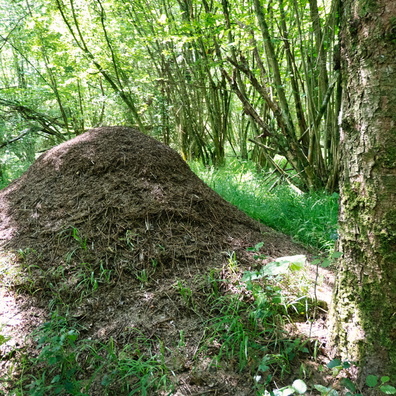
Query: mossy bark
[[329, 0, 396, 391]]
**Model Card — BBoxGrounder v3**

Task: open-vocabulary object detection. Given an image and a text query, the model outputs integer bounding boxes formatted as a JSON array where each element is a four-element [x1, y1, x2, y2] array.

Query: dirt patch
[[0, 127, 332, 395]]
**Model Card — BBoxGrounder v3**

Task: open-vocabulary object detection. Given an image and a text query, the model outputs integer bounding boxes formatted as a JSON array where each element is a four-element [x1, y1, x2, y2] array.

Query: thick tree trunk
[[329, 0, 396, 391]]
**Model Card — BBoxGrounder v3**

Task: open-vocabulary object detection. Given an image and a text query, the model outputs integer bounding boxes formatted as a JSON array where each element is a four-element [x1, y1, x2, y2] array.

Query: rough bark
[[329, 0, 396, 390]]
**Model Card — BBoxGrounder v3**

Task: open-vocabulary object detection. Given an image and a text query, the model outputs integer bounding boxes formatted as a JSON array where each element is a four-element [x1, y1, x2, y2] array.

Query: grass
[[3, 244, 391, 395], [189, 159, 339, 252], [2, 255, 316, 395], [6, 312, 172, 396]]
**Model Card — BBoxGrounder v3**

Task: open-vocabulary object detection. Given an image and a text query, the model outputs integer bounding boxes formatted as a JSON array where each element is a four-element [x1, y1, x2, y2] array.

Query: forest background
[[0, 0, 340, 194]]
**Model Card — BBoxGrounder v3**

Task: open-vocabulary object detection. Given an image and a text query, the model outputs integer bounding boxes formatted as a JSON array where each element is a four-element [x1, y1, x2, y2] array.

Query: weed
[[71, 227, 88, 250], [91, 339, 172, 395], [246, 241, 267, 260], [58, 227, 89, 262], [0, 326, 11, 347], [206, 268, 222, 297], [242, 254, 313, 320], [136, 269, 149, 285], [226, 251, 239, 273], [120, 230, 138, 250], [201, 251, 318, 390], [175, 281, 195, 309], [26, 312, 86, 395], [42, 261, 113, 307]]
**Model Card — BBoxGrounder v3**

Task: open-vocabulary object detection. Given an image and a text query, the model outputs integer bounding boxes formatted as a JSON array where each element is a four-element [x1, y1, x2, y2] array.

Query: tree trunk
[[329, 0, 396, 390]]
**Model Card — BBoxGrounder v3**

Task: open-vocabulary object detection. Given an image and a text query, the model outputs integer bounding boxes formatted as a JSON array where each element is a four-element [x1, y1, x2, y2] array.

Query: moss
[[388, 18, 396, 43], [378, 210, 396, 252], [381, 142, 396, 168], [357, 0, 379, 17], [358, 276, 396, 377]]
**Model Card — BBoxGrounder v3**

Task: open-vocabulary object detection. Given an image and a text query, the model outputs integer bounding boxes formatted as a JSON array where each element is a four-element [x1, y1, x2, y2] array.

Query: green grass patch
[[6, 312, 172, 396], [190, 159, 339, 251]]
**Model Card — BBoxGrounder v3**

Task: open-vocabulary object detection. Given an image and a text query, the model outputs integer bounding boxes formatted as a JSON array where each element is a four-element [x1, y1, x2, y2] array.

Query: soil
[[0, 126, 334, 395]]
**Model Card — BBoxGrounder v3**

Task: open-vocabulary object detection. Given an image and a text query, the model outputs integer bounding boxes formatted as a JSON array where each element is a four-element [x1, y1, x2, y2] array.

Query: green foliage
[[8, 312, 172, 395], [175, 281, 196, 310], [0, 327, 11, 347], [264, 368, 396, 396], [203, 250, 312, 385], [191, 159, 339, 251], [0, 0, 340, 190]]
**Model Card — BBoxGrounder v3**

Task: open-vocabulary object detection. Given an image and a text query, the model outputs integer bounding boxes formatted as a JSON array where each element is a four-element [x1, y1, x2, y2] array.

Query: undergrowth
[[4, 312, 172, 396], [2, 245, 395, 395], [190, 159, 339, 252], [1, 252, 316, 395], [1, 159, 379, 395]]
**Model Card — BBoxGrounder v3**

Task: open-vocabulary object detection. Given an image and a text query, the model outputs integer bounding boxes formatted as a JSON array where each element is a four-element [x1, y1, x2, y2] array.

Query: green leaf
[[327, 359, 341, 368], [259, 364, 270, 372], [276, 255, 306, 272], [314, 384, 330, 392], [51, 375, 61, 383], [0, 334, 11, 346], [341, 378, 356, 392], [259, 355, 271, 372], [314, 384, 339, 395], [380, 385, 396, 394], [381, 377, 391, 384], [331, 251, 343, 259], [255, 242, 264, 250], [366, 375, 378, 388], [321, 258, 331, 268], [292, 379, 307, 394]]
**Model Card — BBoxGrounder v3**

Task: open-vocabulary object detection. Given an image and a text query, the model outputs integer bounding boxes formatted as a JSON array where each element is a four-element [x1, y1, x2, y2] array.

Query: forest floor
[[0, 127, 337, 395]]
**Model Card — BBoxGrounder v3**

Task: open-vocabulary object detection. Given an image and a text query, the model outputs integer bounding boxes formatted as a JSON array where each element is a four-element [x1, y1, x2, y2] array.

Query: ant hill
[[0, 126, 289, 276], [0, 126, 308, 395]]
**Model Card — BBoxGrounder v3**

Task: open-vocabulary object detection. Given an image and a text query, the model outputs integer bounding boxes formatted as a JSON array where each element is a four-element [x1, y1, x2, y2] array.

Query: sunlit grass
[[190, 159, 339, 251]]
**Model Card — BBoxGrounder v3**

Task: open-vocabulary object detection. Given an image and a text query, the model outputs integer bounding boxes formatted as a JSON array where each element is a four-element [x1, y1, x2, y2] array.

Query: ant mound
[[0, 126, 295, 276], [0, 126, 307, 395]]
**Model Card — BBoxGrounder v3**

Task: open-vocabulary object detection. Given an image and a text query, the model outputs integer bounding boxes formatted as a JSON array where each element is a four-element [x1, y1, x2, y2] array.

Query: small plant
[[17, 248, 38, 260], [177, 330, 186, 348], [242, 254, 309, 319], [226, 251, 239, 273], [120, 230, 138, 250], [59, 227, 89, 262], [325, 359, 396, 395], [26, 312, 86, 395], [71, 227, 87, 250], [136, 268, 149, 285], [0, 325, 11, 347], [365, 375, 396, 395], [206, 294, 258, 371], [246, 241, 266, 260], [311, 251, 343, 269], [199, 251, 313, 387], [175, 281, 195, 309]]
